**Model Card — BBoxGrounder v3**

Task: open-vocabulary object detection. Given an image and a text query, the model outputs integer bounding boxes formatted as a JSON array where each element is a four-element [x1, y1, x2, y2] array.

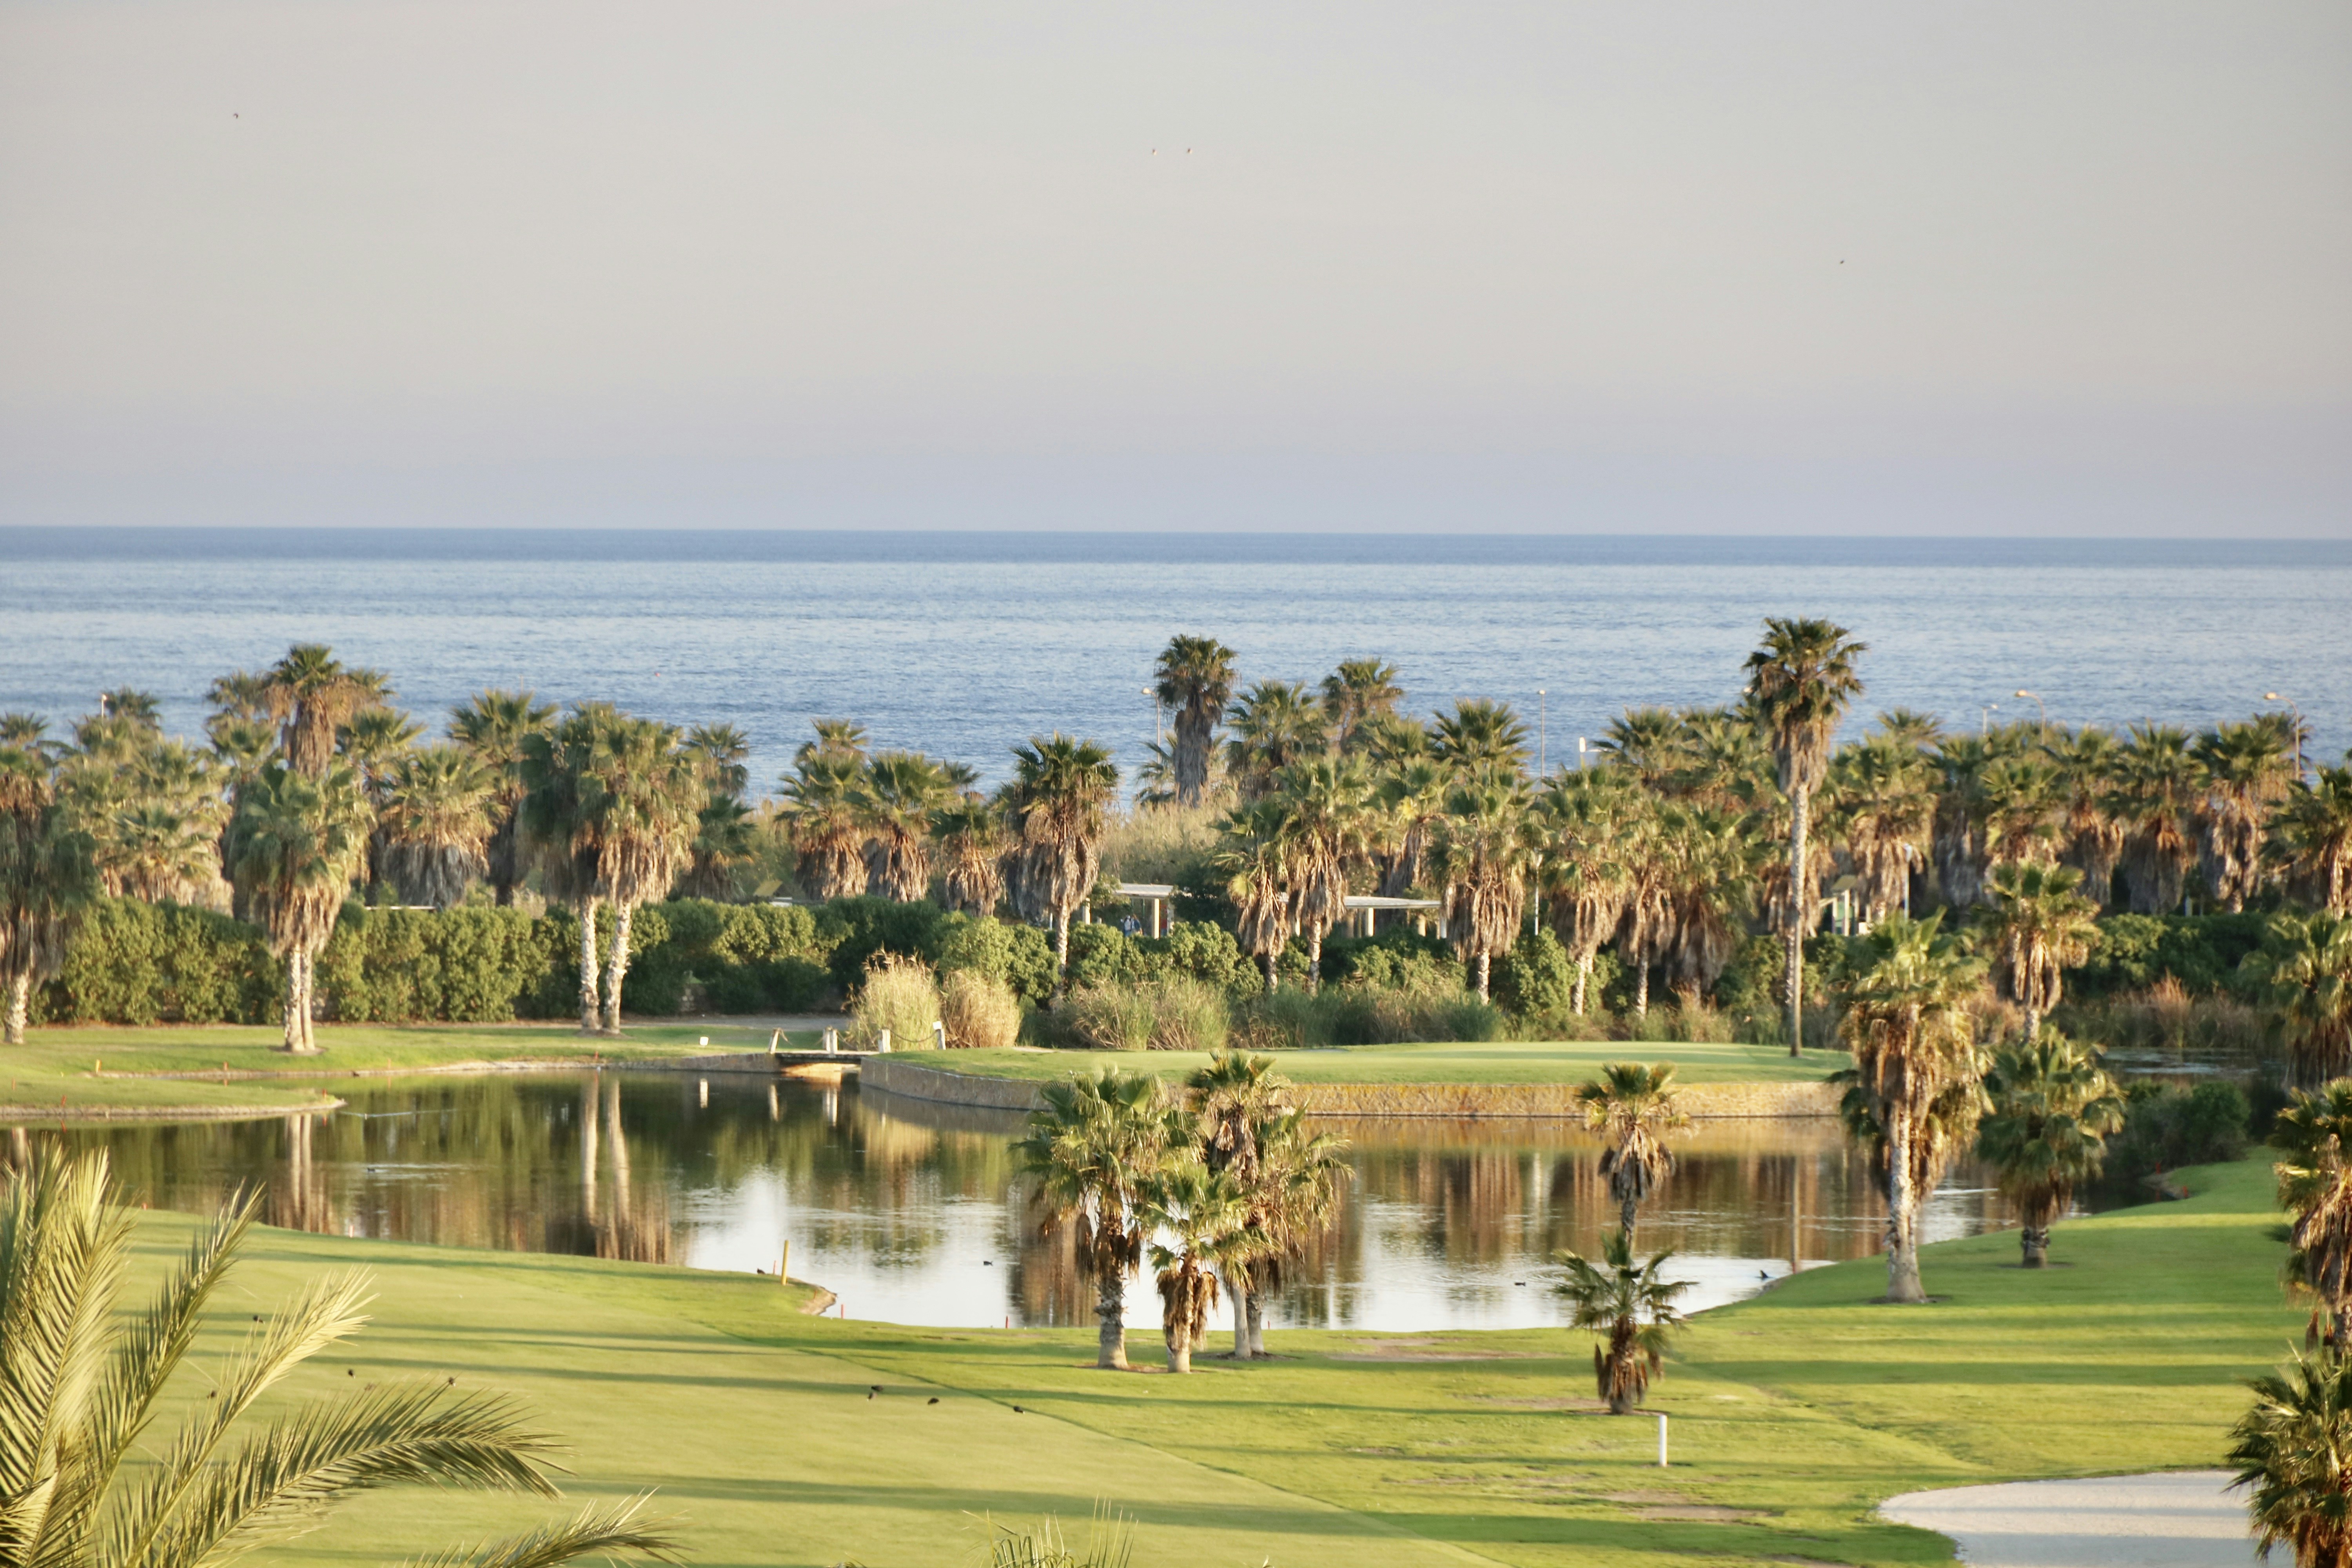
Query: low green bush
[[2102, 1079, 2252, 1189], [2073, 913, 2271, 1000], [936, 914, 1058, 1006], [37, 897, 279, 1026], [1135, 920, 1259, 995]]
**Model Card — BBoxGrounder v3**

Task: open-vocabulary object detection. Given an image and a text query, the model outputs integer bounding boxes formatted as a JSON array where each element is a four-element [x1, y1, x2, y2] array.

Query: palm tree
[[1658, 804, 1755, 1012], [1224, 682, 1330, 799], [520, 707, 619, 1034], [1431, 777, 1538, 1004], [1874, 708, 1944, 751], [2196, 718, 2299, 912], [1216, 800, 1292, 993], [262, 644, 390, 780], [779, 752, 869, 902], [1430, 699, 1530, 780], [2278, 764, 2352, 915], [795, 720, 870, 767], [1576, 1063, 1690, 1240], [1744, 618, 1867, 1056], [1836, 911, 1986, 1303], [1984, 860, 2100, 1042], [1269, 758, 1372, 990], [234, 762, 373, 1054], [1369, 758, 1448, 903], [857, 751, 952, 902], [1140, 1159, 1253, 1374], [1536, 769, 1634, 1015], [2273, 1083, 2352, 1349], [675, 724, 755, 902], [1976, 752, 2062, 871], [933, 795, 1008, 916], [1929, 733, 1999, 910], [1319, 660, 1405, 751], [2048, 726, 2126, 907], [1975, 1031, 2125, 1267], [1005, 735, 1120, 991], [2229, 1346, 2352, 1568], [2112, 724, 2202, 915], [379, 745, 497, 909], [0, 1150, 677, 1568], [1012, 1069, 1175, 1370], [1826, 734, 1932, 923], [1552, 1230, 1693, 1415], [1184, 1051, 1348, 1358], [2252, 914, 2352, 1089], [1152, 637, 1238, 809], [451, 690, 558, 906], [578, 717, 701, 1033], [0, 745, 98, 1044], [1595, 708, 1686, 793]]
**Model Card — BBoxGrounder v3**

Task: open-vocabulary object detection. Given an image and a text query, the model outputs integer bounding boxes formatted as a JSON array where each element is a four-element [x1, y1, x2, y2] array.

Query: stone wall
[[857, 1057, 1838, 1119]]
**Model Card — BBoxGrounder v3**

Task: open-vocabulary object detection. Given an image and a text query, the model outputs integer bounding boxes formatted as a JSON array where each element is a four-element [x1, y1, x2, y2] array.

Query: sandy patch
[[1880, 1471, 2248, 1567]]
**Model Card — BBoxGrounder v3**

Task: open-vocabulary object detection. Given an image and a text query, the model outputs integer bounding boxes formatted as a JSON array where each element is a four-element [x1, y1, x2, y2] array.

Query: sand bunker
[[1880, 1471, 2250, 1567]]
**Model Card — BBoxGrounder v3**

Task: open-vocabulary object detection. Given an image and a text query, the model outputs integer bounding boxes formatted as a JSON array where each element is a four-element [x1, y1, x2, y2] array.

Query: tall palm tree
[[1929, 733, 1999, 911], [1224, 682, 1330, 800], [1319, 659, 1405, 752], [1430, 699, 1530, 780], [1658, 803, 1755, 1011], [1139, 1159, 1253, 1374], [1595, 707, 1686, 793], [1552, 1230, 1693, 1415], [2278, 763, 2352, 915], [521, 707, 613, 1033], [1431, 777, 1539, 1004], [578, 717, 701, 1034], [1151, 637, 1237, 808], [450, 690, 558, 906], [778, 753, 870, 902], [262, 644, 390, 780], [0, 1150, 678, 1568], [2112, 724, 2203, 915], [2253, 914, 2352, 1089], [234, 762, 372, 1054], [1216, 800, 1293, 993], [1612, 793, 1676, 1020], [795, 720, 870, 767], [1975, 1031, 2125, 1267], [674, 724, 755, 902], [1269, 758, 1372, 990], [1984, 860, 2100, 1042], [1369, 758, 1448, 903], [1576, 1063, 1690, 1240], [2047, 726, 2126, 907], [1536, 769, 1634, 1015], [1012, 1069, 1175, 1370], [932, 795, 1008, 916], [1826, 734, 1932, 922], [1836, 911, 1986, 1303], [2195, 718, 2299, 912], [1875, 707, 1945, 752], [856, 751, 952, 902], [1744, 618, 1867, 1056], [0, 745, 98, 1044], [1976, 752, 2062, 871], [2229, 1345, 2352, 1568], [2272, 1083, 2352, 1349], [1005, 735, 1120, 990], [1185, 1054, 1348, 1359], [379, 745, 496, 909]]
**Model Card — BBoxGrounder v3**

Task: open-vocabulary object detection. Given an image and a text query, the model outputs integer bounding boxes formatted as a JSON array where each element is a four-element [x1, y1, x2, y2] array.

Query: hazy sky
[[3, 0, 2347, 535]]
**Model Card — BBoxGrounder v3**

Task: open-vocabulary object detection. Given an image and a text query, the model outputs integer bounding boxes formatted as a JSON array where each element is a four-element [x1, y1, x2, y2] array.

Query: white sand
[[1880, 1472, 2255, 1568]]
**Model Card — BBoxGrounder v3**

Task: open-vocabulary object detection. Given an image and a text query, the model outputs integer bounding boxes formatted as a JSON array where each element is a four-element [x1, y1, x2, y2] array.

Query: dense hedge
[[2070, 913, 2272, 1000], [37, 898, 281, 1025]]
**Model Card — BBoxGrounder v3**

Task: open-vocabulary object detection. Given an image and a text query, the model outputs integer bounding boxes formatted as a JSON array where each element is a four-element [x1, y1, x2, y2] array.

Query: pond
[[46, 1069, 2022, 1330]]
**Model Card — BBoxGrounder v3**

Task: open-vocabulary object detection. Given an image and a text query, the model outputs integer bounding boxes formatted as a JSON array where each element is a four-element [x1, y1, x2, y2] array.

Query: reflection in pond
[[41, 1070, 2022, 1330]]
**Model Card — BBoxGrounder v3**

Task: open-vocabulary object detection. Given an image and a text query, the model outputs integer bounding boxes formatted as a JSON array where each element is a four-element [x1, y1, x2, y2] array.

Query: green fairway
[[0, 1022, 809, 1118], [909, 1038, 1843, 1087], [165, 1153, 2288, 1568]]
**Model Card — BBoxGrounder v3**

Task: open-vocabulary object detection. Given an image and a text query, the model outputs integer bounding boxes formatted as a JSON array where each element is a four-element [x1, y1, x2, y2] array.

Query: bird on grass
[[927, 1397, 940, 1405], [1011, 1405, 1025, 1414]]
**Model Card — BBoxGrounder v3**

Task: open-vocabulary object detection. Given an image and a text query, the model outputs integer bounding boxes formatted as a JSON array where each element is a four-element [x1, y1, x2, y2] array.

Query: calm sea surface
[[7, 529, 2347, 791]]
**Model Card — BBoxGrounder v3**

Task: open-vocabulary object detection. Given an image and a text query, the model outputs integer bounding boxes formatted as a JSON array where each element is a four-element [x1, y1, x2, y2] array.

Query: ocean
[[8, 528, 2347, 792]]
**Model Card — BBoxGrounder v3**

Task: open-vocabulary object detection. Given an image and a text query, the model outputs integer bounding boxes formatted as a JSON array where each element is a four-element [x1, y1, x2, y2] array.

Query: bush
[[1142, 976, 1230, 1051], [2102, 1079, 2252, 1188], [849, 953, 942, 1049], [1055, 982, 1157, 1051], [38, 897, 279, 1025], [1065, 923, 1145, 992], [1231, 982, 1504, 1049], [1136, 920, 1258, 995], [816, 897, 951, 997], [2051, 979, 2267, 1062], [318, 905, 570, 1023], [1495, 930, 1572, 1019], [2073, 913, 2272, 1000], [940, 969, 1022, 1050], [1322, 929, 1465, 995], [936, 914, 1059, 1006]]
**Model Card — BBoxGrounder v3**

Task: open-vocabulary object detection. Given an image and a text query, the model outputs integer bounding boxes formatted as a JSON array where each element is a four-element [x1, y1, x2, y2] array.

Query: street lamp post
[[1143, 688, 1163, 748], [1979, 702, 1999, 735], [2014, 690, 2048, 728], [1538, 689, 1546, 778], [2266, 693, 2307, 778]]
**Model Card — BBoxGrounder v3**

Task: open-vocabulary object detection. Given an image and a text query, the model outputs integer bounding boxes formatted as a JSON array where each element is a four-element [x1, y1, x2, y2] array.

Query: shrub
[[318, 905, 570, 1023], [2051, 979, 2267, 1062], [1322, 929, 1465, 995], [1056, 982, 1157, 1051], [2073, 913, 2272, 1000], [1136, 920, 1258, 994], [38, 897, 278, 1026], [937, 914, 1059, 1006], [1065, 923, 1145, 992], [1143, 976, 1229, 1051], [940, 969, 1022, 1050], [2102, 1079, 2252, 1188], [849, 953, 942, 1049], [1495, 929, 1572, 1019], [817, 897, 951, 996], [1231, 983, 1504, 1048]]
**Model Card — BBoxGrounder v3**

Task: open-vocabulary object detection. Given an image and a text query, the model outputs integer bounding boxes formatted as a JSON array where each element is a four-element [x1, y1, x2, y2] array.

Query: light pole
[[2266, 693, 2307, 778], [2014, 690, 2047, 728], [1979, 702, 1999, 735], [1143, 688, 1163, 748], [1538, 690, 1546, 778]]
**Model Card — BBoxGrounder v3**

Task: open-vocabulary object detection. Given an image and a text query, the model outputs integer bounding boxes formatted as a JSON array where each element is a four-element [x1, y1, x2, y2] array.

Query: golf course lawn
[[897, 1038, 1840, 1088], [164, 1152, 2290, 1568], [0, 1022, 806, 1116]]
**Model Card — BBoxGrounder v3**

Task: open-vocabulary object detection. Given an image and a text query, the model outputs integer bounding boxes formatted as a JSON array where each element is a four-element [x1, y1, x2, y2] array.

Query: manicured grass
[[1, 1022, 812, 1117], [916, 1038, 1844, 1087], [173, 1154, 2289, 1568]]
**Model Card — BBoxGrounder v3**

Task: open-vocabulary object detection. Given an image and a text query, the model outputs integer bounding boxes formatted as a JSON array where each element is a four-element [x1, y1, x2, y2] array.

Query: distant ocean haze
[[10, 528, 2348, 792]]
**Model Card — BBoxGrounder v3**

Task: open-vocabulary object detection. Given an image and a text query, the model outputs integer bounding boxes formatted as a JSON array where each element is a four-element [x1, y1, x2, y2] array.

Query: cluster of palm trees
[[1012, 1052, 1347, 1372]]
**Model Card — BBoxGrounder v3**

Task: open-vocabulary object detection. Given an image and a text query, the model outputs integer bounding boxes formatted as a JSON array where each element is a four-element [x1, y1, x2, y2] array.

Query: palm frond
[[390, 1495, 682, 1568]]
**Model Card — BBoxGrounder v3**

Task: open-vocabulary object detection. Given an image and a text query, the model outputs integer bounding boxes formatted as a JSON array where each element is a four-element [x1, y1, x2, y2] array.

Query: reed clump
[[850, 952, 942, 1049]]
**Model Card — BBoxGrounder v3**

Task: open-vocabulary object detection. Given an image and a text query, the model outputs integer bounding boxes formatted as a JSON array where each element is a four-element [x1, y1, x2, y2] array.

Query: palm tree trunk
[[1885, 1106, 1926, 1303], [1786, 786, 1809, 1056], [4, 974, 28, 1045], [601, 899, 633, 1034], [1306, 928, 1322, 995], [1634, 961, 1649, 1019], [1573, 953, 1590, 1016], [1229, 1283, 1249, 1357], [1475, 949, 1491, 1005], [1096, 1266, 1129, 1370], [1262, 952, 1278, 993], [1245, 1290, 1267, 1358], [1054, 910, 1072, 999], [2024, 1005, 2043, 1043], [279, 949, 305, 1052], [1620, 1194, 1638, 1237], [577, 897, 603, 1034], [1166, 1324, 1192, 1374]]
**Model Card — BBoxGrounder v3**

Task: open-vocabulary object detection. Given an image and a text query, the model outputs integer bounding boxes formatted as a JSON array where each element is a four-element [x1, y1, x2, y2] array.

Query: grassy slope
[[2, 1023, 807, 1116], [197, 1155, 2288, 1568], [916, 1039, 1839, 1087]]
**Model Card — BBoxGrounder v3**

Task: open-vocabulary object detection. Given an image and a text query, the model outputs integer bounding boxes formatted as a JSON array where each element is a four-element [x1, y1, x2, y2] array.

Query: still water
[[51, 1070, 2020, 1330]]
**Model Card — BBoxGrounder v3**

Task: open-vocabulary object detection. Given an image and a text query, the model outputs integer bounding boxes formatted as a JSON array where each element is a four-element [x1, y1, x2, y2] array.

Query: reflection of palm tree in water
[[270, 1110, 320, 1232]]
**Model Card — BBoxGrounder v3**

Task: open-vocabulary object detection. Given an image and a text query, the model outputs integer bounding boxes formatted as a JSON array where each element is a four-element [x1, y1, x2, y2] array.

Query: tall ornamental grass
[[851, 952, 942, 1049], [940, 968, 1022, 1049]]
